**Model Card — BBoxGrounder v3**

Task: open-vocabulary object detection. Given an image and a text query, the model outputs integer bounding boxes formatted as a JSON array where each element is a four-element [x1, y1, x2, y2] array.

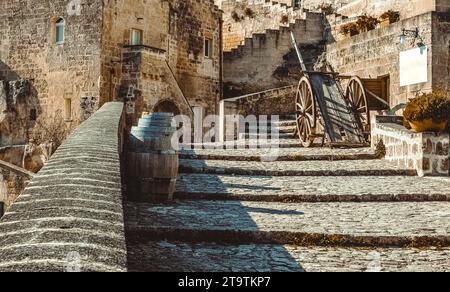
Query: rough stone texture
[[125, 200, 450, 247], [223, 10, 324, 96], [128, 240, 450, 272], [179, 158, 415, 176], [219, 0, 306, 52], [326, 12, 450, 107], [176, 173, 450, 202], [102, 0, 222, 120], [0, 102, 127, 272], [372, 120, 449, 177]]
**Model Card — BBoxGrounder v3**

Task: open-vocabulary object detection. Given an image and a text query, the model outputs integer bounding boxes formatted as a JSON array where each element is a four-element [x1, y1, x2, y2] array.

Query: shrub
[[318, 3, 335, 15], [356, 15, 380, 32], [231, 11, 242, 22], [281, 14, 289, 24], [339, 22, 359, 36], [244, 7, 254, 18], [403, 89, 450, 123], [380, 10, 400, 23]]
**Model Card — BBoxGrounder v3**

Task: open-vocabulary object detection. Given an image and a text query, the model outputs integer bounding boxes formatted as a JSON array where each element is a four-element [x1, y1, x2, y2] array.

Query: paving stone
[[175, 174, 450, 202], [179, 159, 414, 176], [125, 200, 450, 247], [127, 240, 450, 272]]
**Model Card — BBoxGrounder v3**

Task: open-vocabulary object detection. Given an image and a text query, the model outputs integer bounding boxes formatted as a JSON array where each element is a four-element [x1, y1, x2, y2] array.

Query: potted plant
[[356, 15, 380, 32], [380, 10, 400, 28], [403, 89, 450, 132], [339, 22, 360, 38]]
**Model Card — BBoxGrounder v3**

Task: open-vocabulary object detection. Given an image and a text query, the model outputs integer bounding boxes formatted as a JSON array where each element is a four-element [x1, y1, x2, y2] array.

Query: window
[[204, 38, 213, 58], [293, 0, 301, 9], [30, 109, 37, 121], [131, 29, 143, 46], [65, 97, 72, 121], [55, 18, 65, 44]]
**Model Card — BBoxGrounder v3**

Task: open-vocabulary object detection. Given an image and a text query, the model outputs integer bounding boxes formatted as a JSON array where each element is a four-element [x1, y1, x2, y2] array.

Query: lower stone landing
[[372, 116, 449, 177]]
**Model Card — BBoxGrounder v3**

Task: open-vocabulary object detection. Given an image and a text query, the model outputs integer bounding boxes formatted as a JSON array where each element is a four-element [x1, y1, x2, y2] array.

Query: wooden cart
[[291, 33, 390, 147]]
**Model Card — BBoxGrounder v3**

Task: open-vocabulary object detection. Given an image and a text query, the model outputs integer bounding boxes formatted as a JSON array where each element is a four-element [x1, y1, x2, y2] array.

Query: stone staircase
[[221, 0, 308, 52], [125, 121, 450, 272]]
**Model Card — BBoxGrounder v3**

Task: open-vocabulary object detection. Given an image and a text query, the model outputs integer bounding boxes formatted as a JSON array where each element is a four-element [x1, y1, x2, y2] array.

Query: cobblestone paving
[[180, 147, 378, 161], [179, 159, 414, 176], [128, 241, 450, 272], [125, 200, 450, 246], [175, 174, 450, 201]]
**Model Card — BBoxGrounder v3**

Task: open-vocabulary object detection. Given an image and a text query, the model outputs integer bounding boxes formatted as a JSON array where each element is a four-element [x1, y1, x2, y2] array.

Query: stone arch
[[153, 100, 181, 116]]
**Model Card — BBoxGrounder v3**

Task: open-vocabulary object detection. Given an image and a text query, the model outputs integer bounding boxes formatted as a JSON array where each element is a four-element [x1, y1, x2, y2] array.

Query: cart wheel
[[346, 77, 370, 141], [295, 76, 317, 148]]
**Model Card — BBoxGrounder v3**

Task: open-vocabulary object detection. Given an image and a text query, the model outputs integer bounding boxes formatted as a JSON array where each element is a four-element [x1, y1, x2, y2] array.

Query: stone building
[[220, 0, 450, 109], [0, 0, 222, 148]]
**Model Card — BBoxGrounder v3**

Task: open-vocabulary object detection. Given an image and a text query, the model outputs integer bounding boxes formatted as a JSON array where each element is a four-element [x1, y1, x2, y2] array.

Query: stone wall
[[223, 13, 324, 96], [220, 0, 306, 52], [101, 0, 222, 119], [0, 102, 127, 272], [336, 0, 449, 19], [325, 12, 443, 107], [231, 85, 297, 116], [0, 0, 103, 129], [372, 117, 449, 177]]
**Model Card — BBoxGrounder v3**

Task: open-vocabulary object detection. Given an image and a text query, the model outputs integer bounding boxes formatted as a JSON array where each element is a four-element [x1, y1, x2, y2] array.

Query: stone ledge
[[372, 117, 449, 177], [0, 102, 127, 272]]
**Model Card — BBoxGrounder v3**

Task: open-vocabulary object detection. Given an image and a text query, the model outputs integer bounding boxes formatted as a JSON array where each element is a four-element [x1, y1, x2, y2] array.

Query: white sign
[[400, 46, 428, 87]]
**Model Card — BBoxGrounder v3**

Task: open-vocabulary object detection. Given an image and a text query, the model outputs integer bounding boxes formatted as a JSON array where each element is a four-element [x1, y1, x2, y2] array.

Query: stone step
[[127, 240, 450, 272], [238, 133, 295, 139], [175, 174, 450, 202], [180, 147, 379, 161], [179, 159, 415, 177], [125, 200, 450, 248], [184, 139, 307, 149]]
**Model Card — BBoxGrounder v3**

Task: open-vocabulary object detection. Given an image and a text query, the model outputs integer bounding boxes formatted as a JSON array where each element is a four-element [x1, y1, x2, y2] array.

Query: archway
[[153, 100, 181, 116]]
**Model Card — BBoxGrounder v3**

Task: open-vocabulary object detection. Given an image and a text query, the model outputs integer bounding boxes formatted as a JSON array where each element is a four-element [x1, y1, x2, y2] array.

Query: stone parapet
[[372, 116, 449, 177], [0, 102, 127, 272]]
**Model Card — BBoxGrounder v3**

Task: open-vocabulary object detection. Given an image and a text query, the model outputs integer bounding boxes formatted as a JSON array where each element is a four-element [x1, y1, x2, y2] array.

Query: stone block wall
[[220, 0, 306, 52], [372, 118, 449, 177], [233, 85, 297, 116], [0, 102, 128, 272], [325, 12, 437, 107], [0, 0, 103, 128], [120, 46, 193, 125], [223, 13, 325, 96], [102, 0, 222, 118]]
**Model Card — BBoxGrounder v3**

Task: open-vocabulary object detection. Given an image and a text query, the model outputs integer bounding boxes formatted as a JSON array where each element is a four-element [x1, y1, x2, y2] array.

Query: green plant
[[281, 14, 289, 24], [339, 22, 359, 36], [318, 3, 335, 15], [380, 10, 400, 23], [356, 15, 380, 32], [403, 89, 450, 123], [244, 7, 254, 18], [231, 11, 242, 22]]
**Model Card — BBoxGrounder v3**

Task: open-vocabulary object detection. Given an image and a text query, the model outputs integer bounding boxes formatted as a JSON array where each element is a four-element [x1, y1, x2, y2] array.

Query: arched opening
[[153, 100, 180, 116], [55, 18, 65, 44]]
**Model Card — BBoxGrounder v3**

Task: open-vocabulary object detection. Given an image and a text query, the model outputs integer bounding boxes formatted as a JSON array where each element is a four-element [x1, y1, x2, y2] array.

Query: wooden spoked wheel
[[295, 76, 317, 148], [346, 77, 370, 141]]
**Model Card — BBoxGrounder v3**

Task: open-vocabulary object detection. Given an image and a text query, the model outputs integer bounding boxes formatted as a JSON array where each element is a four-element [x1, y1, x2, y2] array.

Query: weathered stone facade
[[222, 4, 325, 96], [1, 0, 222, 141], [101, 0, 222, 124]]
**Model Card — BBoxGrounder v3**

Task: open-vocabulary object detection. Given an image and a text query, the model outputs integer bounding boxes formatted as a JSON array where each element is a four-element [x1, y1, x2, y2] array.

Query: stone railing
[[0, 102, 127, 272], [372, 116, 449, 177]]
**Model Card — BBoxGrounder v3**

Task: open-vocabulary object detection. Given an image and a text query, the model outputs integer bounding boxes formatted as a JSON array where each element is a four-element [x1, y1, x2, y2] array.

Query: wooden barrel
[[127, 113, 179, 201]]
